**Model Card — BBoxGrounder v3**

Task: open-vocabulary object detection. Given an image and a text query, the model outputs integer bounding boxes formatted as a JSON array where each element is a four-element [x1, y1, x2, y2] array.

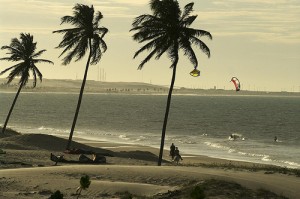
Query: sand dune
[[0, 165, 299, 198]]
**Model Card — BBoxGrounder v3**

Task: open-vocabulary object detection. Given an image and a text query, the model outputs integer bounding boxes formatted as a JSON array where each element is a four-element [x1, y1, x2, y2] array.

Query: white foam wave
[[204, 142, 230, 150], [119, 134, 130, 140]]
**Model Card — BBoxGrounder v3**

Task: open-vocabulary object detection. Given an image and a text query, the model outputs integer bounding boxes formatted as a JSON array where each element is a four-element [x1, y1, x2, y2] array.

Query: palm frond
[[0, 64, 19, 76], [19, 70, 30, 87], [181, 3, 194, 21], [132, 29, 165, 43], [32, 49, 46, 58], [53, 27, 83, 34], [74, 38, 89, 62], [56, 35, 82, 57], [94, 27, 108, 38], [55, 33, 84, 58], [90, 37, 101, 65], [180, 39, 198, 67], [138, 42, 168, 70], [61, 16, 75, 25], [138, 48, 157, 69], [1, 45, 17, 51], [133, 37, 161, 59], [154, 38, 171, 60], [93, 11, 103, 25], [190, 36, 211, 58], [189, 28, 212, 40], [1, 46, 22, 61], [132, 14, 158, 27], [6, 62, 26, 84], [31, 64, 43, 87], [33, 59, 54, 64], [0, 57, 15, 61], [61, 43, 82, 65], [90, 34, 107, 65], [181, 15, 197, 27], [33, 65, 43, 82]]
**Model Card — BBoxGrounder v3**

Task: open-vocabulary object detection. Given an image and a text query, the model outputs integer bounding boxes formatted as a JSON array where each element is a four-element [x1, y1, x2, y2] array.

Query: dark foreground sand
[[1, 129, 299, 199]]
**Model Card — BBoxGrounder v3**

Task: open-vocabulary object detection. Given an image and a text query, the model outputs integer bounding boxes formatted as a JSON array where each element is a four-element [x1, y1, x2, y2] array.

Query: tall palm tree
[[53, 4, 108, 150], [131, 0, 212, 166], [0, 33, 53, 134]]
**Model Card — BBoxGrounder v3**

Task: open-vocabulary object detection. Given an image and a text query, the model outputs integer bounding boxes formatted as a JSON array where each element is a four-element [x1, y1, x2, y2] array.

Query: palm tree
[[131, 0, 212, 166], [53, 4, 108, 150], [0, 33, 53, 134]]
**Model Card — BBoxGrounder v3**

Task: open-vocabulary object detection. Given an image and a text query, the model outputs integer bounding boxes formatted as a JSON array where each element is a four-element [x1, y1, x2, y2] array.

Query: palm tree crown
[[53, 4, 108, 65], [131, 0, 212, 69], [0, 33, 53, 87]]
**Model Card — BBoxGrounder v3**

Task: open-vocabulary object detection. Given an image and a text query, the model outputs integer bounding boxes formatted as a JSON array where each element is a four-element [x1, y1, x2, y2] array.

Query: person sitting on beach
[[50, 153, 65, 165], [79, 153, 106, 163], [170, 143, 175, 160], [173, 147, 183, 165], [79, 154, 93, 163], [92, 153, 106, 163], [274, 136, 278, 142]]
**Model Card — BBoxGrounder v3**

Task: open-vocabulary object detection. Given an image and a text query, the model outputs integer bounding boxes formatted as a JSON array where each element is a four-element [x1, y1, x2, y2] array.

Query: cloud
[[196, 0, 300, 43], [101, 0, 148, 6], [1, 0, 299, 44]]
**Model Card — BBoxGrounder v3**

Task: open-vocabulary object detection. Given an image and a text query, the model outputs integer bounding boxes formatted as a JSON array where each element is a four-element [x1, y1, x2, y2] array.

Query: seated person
[[92, 153, 106, 163], [79, 153, 106, 163], [51, 153, 65, 165], [79, 154, 93, 163]]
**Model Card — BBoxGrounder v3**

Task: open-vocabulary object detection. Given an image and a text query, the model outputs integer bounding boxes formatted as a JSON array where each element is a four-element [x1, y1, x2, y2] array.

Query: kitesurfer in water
[[230, 77, 241, 91]]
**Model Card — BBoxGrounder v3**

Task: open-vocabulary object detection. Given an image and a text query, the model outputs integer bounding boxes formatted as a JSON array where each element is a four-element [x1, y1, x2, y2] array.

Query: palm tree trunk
[[2, 84, 23, 134], [157, 56, 179, 166], [66, 39, 93, 150]]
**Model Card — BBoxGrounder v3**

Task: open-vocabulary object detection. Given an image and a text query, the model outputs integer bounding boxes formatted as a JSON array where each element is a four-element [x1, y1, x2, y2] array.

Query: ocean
[[1, 92, 299, 168]]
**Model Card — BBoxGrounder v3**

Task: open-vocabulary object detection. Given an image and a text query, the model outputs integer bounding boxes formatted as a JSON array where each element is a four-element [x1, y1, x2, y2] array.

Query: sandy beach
[[1, 128, 300, 199]]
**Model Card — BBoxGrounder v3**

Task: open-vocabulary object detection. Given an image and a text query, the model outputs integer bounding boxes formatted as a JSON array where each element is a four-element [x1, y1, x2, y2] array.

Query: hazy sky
[[0, 0, 299, 92]]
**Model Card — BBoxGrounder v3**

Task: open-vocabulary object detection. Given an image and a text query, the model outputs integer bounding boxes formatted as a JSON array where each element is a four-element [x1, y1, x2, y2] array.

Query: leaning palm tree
[[0, 33, 53, 134], [131, 0, 212, 166], [53, 4, 108, 150]]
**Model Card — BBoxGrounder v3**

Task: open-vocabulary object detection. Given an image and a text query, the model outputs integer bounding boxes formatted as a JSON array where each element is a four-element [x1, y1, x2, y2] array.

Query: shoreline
[[5, 129, 300, 169], [69, 134, 300, 169], [1, 129, 300, 198]]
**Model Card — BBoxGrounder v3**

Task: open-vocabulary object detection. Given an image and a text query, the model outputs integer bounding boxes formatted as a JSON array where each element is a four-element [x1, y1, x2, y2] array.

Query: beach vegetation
[[187, 162, 300, 177], [49, 190, 64, 199], [130, 0, 212, 166], [53, 4, 108, 149], [190, 185, 205, 199], [76, 175, 91, 199], [152, 179, 288, 198], [0, 33, 53, 134], [117, 191, 133, 199]]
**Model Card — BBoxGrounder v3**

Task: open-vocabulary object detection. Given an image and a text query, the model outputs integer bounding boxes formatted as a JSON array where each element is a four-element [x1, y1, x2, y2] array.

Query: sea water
[[0, 92, 299, 168]]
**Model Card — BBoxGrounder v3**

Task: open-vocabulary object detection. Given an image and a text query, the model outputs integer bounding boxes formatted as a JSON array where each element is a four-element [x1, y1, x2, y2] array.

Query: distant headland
[[1, 78, 299, 97]]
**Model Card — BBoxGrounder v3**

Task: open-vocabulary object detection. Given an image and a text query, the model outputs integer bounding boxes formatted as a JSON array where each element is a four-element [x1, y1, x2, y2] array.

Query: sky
[[0, 0, 299, 92]]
